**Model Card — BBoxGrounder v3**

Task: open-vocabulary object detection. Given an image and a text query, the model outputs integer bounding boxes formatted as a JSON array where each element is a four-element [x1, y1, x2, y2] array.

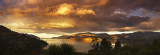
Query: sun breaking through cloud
[[48, 3, 96, 16]]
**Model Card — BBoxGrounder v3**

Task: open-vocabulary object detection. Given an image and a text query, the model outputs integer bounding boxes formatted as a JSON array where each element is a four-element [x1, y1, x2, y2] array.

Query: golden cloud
[[122, 27, 135, 30], [41, 22, 74, 29], [53, 3, 74, 15], [81, 0, 109, 8], [28, 0, 39, 4], [48, 3, 96, 16], [2, 22, 74, 33], [76, 8, 96, 15]]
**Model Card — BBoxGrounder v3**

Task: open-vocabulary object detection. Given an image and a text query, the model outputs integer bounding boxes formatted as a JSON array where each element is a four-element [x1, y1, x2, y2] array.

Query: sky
[[0, 0, 160, 38]]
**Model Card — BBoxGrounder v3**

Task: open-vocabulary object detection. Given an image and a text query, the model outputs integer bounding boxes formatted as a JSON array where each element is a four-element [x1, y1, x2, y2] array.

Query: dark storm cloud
[[60, 14, 150, 32], [107, 0, 160, 11], [136, 15, 160, 31]]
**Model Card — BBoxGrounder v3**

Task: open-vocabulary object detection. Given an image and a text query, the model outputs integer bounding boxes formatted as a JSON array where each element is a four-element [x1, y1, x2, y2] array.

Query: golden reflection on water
[[42, 39, 93, 52], [83, 38, 93, 43], [69, 38, 102, 43], [42, 38, 121, 52]]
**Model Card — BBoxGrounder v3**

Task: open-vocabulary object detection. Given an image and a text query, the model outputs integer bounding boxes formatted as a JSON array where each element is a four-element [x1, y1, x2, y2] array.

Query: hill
[[0, 25, 48, 55], [56, 32, 110, 39], [56, 31, 160, 45]]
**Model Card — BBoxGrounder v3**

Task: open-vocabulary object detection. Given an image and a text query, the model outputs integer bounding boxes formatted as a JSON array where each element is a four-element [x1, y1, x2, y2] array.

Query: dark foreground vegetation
[[87, 38, 160, 55], [1, 25, 160, 55], [47, 39, 160, 55]]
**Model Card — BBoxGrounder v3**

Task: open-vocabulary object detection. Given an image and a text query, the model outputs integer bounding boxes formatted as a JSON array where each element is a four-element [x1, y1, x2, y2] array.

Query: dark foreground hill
[[0, 25, 48, 55]]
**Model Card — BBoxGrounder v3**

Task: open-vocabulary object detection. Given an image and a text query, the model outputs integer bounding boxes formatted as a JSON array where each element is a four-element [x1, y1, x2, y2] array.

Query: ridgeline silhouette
[[0, 25, 48, 55]]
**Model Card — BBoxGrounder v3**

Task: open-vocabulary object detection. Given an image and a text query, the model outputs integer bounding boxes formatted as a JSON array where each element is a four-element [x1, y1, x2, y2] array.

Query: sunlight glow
[[41, 23, 74, 29], [54, 3, 74, 15], [28, 0, 38, 4], [29, 33, 61, 38], [76, 8, 96, 15]]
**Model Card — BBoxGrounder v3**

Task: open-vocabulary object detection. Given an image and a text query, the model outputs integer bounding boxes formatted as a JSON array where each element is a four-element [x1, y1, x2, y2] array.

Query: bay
[[42, 39, 93, 52]]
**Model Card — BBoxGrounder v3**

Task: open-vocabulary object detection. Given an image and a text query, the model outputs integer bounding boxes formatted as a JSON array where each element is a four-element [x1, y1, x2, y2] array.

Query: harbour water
[[42, 39, 93, 52]]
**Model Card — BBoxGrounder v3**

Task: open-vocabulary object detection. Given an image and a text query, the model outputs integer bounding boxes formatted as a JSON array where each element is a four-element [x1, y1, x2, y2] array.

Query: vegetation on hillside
[[0, 25, 48, 55]]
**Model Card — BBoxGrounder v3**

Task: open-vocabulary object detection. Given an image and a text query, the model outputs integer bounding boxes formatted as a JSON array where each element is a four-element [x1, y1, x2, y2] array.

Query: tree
[[48, 43, 75, 55], [101, 38, 112, 49], [100, 38, 113, 55], [114, 41, 122, 54], [48, 45, 63, 55], [60, 43, 75, 55], [114, 41, 122, 50]]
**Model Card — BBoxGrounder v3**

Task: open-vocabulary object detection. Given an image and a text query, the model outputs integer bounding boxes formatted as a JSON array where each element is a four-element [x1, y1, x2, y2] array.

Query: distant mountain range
[[54, 31, 160, 44], [54, 32, 160, 39], [53, 32, 109, 39]]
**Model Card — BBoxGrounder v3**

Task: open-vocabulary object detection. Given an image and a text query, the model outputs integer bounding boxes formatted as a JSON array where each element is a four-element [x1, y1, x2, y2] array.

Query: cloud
[[136, 16, 160, 31], [76, 8, 96, 15], [48, 3, 96, 16], [52, 3, 74, 15], [0, 0, 160, 37]]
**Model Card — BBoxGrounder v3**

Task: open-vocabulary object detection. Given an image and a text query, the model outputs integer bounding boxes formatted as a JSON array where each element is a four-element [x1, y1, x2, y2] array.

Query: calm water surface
[[42, 39, 93, 52]]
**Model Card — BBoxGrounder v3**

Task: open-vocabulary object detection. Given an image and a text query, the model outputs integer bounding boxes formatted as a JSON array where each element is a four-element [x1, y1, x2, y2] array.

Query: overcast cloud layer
[[0, 0, 160, 37]]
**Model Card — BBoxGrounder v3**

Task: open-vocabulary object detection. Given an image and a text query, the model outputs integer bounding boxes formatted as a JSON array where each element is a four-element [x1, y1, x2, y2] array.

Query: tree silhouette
[[48, 43, 75, 55], [100, 38, 113, 55], [101, 38, 112, 49], [48, 45, 63, 55], [60, 43, 75, 55], [114, 41, 122, 50], [114, 41, 122, 55]]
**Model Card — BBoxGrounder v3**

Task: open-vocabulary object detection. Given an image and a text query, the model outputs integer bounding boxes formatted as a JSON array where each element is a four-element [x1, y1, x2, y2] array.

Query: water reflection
[[42, 39, 119, 52], [42, 39, 92, 52]]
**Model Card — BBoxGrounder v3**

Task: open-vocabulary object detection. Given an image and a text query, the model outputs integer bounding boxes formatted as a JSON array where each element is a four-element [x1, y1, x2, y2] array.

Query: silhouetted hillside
[[0, 25, 48, 55], [116, 32, 160, 45], [0, 25, 14, 33]]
